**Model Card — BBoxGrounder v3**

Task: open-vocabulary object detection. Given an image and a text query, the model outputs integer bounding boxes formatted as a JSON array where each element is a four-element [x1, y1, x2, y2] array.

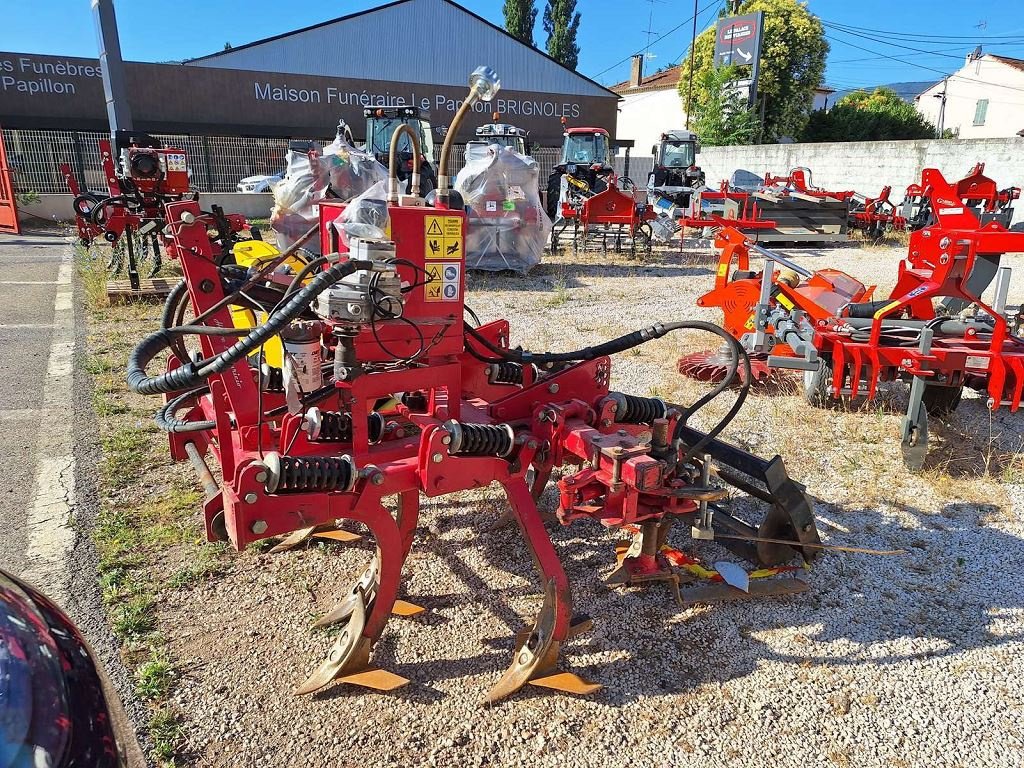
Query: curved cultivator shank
[[125, 68, 822, 707]]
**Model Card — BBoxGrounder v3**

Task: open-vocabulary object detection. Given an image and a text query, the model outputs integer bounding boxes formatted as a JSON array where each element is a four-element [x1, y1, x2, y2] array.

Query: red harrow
[[680, 168, 1024, 469], [126, 68, 822, 703], [552, 172, 659, 255]]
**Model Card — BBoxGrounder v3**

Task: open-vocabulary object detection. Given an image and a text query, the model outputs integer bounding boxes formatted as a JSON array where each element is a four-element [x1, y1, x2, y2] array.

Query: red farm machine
[[546, 121, 666, 255], [125, 68, 825, 703], [64, 131, 248, 289], [680, 167, 1024, 470]]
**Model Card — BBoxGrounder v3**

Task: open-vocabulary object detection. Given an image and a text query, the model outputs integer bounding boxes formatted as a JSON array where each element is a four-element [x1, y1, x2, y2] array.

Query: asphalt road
[[0, 229, 146, 761], [0, 232, 60, 572]]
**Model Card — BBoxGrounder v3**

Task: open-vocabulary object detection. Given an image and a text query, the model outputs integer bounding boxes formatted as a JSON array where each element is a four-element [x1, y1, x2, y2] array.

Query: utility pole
[[934, 77, 948, 138], [685, 0, 698, 128]]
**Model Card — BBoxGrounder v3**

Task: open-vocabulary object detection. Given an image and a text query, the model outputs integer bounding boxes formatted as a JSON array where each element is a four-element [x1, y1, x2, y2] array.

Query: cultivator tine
[[269, 523, 362, 553], [312, 555, 380, 629], [485, 579, 599, 703], [391, 599, 426, 617]]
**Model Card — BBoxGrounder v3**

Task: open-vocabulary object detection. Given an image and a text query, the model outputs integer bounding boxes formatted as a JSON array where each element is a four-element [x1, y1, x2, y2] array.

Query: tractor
[[363, 105, 438, 195], [545, 122, 613, 219], [467, 121, 529, 157], [647, 129, 705, 215]]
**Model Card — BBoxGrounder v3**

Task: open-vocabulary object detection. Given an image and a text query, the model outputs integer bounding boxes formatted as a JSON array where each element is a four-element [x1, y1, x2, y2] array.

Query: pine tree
[[503, 0, 537, 46], [543, 0, 581, 69]]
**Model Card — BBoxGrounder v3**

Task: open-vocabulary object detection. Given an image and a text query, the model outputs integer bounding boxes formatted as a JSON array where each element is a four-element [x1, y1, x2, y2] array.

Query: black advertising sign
[[713, 12, 764, 68], [0, 52, 619, 145]]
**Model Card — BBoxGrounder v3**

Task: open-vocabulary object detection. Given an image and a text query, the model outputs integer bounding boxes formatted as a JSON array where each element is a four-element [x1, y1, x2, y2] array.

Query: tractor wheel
[[803, 357, 866, 409], [922, 383, 963, 417]]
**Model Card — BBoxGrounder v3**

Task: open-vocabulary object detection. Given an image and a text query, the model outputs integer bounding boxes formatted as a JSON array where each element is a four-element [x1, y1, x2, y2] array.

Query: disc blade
[[529, 672, 602, 696]]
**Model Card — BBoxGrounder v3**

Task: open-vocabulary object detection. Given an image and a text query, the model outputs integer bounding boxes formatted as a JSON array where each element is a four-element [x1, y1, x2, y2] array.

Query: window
[[973, 99, 989, 126]]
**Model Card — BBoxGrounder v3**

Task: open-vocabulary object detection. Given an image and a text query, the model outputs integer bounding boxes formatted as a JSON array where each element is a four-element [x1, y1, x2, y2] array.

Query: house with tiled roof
[[916, 51, 1024, 138]]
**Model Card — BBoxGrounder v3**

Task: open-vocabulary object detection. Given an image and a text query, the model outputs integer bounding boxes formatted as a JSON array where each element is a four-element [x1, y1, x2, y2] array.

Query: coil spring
[[488, 361, 526, 385], [264, 453, 355, 494], [608, 392, 667, 425], [313, 410, 385, 444], [443, 420, 515, 458]]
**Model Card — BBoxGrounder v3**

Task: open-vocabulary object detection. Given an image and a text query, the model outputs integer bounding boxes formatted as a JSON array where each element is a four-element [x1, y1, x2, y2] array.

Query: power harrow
[[680, 167, 1024, 470], [125, 68, 822, 703], [64, 132, 247, 288]]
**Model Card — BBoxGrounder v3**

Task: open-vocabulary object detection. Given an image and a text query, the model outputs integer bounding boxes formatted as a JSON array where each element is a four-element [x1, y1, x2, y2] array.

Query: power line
[[820, 18, 1024, 43], [590, 0, 720, 81]]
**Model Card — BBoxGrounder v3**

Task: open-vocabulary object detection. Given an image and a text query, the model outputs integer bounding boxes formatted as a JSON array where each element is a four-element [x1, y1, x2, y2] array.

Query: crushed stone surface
[[147, 240, 1023, 767]]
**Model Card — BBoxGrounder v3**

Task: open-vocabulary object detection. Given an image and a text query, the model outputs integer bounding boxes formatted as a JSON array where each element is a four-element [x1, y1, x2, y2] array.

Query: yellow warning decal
[[717, 263, 729, 277], [776, 293, 795, 310], [425, 215, 463, 260], [873, 300, 901, 320]]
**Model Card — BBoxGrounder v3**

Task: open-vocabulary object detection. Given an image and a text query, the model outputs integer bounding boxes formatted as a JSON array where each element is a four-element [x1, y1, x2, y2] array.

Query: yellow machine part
[[230, 240, 308, 367]]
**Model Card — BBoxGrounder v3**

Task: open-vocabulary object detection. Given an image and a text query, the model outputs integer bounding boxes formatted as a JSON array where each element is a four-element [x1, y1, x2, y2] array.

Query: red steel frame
[[154, 188, 818, 701], [816, 170, 1024, 408]]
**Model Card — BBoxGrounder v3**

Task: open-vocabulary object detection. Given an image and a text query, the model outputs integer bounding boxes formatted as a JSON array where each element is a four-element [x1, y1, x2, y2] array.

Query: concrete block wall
[[614, 137, 1024, 195], [697, 137, 1024, 193]]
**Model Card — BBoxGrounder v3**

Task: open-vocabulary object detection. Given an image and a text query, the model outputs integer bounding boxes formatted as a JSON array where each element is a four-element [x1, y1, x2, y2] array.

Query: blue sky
[[2, 0, 1023, 90]]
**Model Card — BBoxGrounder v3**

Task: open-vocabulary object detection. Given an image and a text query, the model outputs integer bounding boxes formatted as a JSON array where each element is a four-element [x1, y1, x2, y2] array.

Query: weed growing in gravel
[[136, 650, 178, 701], [148, 707, 186, 764], [114, 595, 157, 640]]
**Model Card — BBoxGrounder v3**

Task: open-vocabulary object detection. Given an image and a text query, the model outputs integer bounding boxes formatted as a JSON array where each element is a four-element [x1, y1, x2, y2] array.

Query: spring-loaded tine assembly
[[128, 67, 830, 708], [295, 586, 409, 695]]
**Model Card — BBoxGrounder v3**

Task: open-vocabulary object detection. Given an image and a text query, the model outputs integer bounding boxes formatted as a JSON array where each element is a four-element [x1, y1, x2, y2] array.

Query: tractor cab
[[363, 105, 438, 194], [648, 129, 705, 213], [546, 124, 613, 219], [470, 122, 529, 155]]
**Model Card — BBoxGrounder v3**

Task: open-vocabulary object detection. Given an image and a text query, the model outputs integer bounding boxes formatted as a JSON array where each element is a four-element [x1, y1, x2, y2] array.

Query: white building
[[612, 55, 837, 152], [611, 57, 689, 155], [916, 52, 1024, 138]]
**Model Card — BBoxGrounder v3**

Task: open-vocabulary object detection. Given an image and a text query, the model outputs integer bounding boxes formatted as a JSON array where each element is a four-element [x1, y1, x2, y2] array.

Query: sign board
[[0, 52, 619, 145], [714, 12, 763, 67], [713, 12, 764, 108]]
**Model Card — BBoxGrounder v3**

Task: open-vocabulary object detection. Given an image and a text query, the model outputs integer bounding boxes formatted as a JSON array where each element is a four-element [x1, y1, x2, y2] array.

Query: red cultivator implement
[[552, 172, 659, 255], [681, 167, 1024, 470], [902, 162, 1019, 231], [64, 132, 247, 289], [847, 185, 906, 240], [126, 69, 821, 704]]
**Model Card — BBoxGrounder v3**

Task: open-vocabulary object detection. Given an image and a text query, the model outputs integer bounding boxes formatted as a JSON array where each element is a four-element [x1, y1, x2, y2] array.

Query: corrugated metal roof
[[186, 0, 616, 99]]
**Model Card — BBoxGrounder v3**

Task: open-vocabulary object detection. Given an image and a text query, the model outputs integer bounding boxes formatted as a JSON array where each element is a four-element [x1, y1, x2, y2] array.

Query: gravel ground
[[118, 238, 1023, 767]]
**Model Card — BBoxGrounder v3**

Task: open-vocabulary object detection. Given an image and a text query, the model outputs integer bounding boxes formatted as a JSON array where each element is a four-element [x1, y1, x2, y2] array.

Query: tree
[[802, 87, 938, 141], [678, 0, 828, 142], [223, 42, 232, 50], [543, 0, 581, 69], [504, 0, 537, 46], [692, 65, 759, 145]]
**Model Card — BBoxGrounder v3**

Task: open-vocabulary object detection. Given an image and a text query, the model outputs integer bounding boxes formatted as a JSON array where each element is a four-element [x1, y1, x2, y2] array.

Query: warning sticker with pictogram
[[424, 215, 463, 260], [439, 262, 460, 302], [423, 263, 443, 302]]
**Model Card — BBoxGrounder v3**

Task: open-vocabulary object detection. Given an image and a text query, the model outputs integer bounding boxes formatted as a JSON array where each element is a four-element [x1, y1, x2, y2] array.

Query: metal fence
[[2, 128, 565, 195]]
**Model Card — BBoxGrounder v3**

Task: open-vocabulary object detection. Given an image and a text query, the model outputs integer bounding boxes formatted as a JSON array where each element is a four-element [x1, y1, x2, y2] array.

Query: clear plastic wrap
[[453, 145, 549, 273], [330, 180, 391, 247], [270, 130, 387, 253]]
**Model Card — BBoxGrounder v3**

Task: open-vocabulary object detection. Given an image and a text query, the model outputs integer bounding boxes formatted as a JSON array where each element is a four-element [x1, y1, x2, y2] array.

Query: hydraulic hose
[[388, 123, 422, 201], [154, 386, 215, 433], [127, 258, 370, 395]]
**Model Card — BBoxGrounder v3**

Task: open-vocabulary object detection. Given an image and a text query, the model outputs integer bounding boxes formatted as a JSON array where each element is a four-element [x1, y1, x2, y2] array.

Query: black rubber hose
[[161, 279, 189, 329], [154, 386, 215, 433], [127, 258, 369, 395]]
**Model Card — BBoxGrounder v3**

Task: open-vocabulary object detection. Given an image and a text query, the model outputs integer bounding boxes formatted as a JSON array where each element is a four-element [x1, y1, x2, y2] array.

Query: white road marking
[[0, 280, 58, 285], [20, 249, 76, 603], [0, 409, 41, 422], [0, 323, 53, 330]]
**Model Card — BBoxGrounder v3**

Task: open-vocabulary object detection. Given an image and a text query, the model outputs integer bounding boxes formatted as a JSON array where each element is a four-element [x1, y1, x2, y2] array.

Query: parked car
[[236, 170, 284, 193]]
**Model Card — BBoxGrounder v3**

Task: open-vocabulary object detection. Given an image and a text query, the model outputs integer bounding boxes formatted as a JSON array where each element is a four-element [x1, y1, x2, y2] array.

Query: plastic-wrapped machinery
[[453, 145, 550, 273], [271, 132, 387, 252]]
